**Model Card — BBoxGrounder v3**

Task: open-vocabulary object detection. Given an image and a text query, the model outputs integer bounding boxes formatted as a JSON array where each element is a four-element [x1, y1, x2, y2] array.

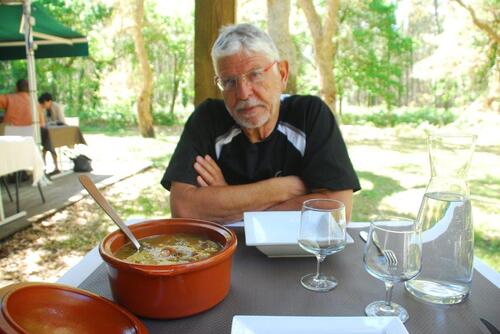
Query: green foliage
[[153, 111, 180, 126], [341, 107, 457, 127], [336, 0, 413, 109], [143, 12, 194, 116], [103, 2, 195, 126], [79, 103, 137, 130], [0, 61, 27, 93]]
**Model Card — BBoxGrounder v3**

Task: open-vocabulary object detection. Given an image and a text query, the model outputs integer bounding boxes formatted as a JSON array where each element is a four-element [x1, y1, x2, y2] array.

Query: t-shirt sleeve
[[301, 97, 361, 192], [160, 101, 215, 190]]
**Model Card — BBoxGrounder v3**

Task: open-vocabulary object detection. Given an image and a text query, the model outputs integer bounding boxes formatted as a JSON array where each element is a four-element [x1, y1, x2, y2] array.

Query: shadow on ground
[[352, 171, 408, 221]]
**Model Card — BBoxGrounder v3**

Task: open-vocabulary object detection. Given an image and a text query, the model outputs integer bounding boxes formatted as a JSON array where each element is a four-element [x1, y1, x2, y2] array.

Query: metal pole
[[23, 0, 41, 144]]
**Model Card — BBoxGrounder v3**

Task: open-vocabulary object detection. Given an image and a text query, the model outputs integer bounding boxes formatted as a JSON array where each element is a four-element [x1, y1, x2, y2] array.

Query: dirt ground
[[1, 110, 498, 288]]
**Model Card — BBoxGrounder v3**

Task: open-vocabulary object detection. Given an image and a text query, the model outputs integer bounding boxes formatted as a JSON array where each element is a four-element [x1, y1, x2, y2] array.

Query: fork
[[359, 230, 398, 267], [383, 249, 398, 267]]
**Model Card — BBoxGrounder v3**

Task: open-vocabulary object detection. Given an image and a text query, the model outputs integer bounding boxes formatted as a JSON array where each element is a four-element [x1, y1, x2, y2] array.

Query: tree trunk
[[267, 0, 297, 93], [169, 56, 179, 117], [298, 0, 340, 121], [433, 0, 442, 34], [194, 0, 236, 106], [132, 0, 155, 138]]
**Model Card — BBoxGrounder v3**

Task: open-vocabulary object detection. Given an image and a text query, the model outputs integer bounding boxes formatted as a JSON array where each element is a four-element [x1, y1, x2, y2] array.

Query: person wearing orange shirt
[[0, 79, 45, 127]]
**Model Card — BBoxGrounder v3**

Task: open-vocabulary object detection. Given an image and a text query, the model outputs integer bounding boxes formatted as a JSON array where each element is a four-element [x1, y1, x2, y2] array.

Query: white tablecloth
[[0, 136, 45, 185]]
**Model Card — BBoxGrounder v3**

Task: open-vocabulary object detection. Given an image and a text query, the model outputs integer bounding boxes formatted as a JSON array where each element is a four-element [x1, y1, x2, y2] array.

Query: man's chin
[[235, 115, 269, 129]]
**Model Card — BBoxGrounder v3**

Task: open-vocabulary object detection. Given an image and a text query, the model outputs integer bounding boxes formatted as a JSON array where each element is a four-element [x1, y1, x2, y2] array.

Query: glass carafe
[[405, 134, 476, 304]]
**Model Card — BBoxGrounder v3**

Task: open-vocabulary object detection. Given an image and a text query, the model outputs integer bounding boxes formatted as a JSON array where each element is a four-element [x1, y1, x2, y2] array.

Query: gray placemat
[[79, 229, 499, 334]]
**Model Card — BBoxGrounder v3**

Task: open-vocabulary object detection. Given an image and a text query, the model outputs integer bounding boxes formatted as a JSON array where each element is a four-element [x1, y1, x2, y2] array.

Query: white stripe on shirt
[[277, 121, 306, 156], [215, 126, 242, 159]]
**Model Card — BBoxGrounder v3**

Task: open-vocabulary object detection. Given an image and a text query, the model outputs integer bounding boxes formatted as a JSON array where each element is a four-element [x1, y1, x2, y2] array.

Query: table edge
[[57, 221, 500, 289]]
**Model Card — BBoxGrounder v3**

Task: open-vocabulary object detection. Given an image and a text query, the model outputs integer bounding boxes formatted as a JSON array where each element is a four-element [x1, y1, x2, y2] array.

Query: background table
[[41, 125, 86, 151], [59, 222, 500, 334], [0, 136, 45, 224], [41, 125, 87, 174]]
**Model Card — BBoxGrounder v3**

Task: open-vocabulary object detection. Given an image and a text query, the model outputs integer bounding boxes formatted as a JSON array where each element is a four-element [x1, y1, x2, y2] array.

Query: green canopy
[[0, 2, 88, 60]]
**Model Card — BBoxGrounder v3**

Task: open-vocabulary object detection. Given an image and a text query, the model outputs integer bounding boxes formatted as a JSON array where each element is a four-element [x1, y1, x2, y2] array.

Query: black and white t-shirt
[[161, 95, 360, 192]]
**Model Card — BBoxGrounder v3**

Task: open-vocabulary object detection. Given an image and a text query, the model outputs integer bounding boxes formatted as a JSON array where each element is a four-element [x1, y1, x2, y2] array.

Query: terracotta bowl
[[0, 282, 148, 334], [99, 218, 238, 319]]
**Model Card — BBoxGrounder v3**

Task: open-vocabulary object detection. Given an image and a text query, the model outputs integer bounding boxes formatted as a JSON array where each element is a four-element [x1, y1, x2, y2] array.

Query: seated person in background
[[161, 24, 361, 224], [0, 79, 44, 127], [38, 92, 65, 125]]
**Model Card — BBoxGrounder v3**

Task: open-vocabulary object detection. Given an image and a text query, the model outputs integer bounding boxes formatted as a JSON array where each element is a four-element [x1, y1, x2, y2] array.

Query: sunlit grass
[[470, 175, 500, 200], [475, 230, 500, 269]]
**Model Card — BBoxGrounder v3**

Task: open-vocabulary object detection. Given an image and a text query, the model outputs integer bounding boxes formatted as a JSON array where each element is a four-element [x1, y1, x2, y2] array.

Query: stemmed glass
[[298, 199, 346, 292], [363, 217, 422, 323]]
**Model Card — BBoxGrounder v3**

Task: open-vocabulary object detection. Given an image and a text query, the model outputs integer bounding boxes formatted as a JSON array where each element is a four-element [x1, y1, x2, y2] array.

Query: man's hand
[[194, 155, 228, 187]]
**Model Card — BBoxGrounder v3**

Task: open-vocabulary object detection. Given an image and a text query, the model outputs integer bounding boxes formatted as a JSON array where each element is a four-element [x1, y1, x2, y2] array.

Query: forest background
[[1, 0, 497, 130], [0, 0, 498, 278]]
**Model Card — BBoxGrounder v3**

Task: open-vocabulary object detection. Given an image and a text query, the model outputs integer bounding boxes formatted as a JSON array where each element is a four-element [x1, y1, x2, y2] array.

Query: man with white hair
[[161, 23, 360, 223]]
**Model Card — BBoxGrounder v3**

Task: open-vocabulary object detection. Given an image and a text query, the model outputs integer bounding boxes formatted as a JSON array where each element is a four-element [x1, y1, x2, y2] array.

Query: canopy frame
[[0, 0, 89, 144]]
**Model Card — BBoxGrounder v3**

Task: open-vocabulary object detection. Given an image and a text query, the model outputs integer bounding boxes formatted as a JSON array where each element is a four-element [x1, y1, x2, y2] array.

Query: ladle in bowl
[[79, 175, 141, 251]]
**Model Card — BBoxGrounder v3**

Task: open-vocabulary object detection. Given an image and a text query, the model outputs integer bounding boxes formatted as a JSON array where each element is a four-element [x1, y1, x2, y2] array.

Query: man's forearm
[[170, 176, 306, 223], [269, 189, 354, 222]]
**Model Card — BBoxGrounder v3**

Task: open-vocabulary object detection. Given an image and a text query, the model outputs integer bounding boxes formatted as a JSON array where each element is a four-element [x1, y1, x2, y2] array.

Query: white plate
[[231, 316, 408, 334], [244, 211, 354, 257]]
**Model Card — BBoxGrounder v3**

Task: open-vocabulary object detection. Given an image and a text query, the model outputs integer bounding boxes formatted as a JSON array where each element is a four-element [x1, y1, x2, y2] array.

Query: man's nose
[[235, 76, 253, 100]]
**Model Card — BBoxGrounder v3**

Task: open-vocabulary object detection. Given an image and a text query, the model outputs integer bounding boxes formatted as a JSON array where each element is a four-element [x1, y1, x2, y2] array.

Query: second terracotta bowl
[[0, 282, 147, 334], [99, 218, 238, 319]]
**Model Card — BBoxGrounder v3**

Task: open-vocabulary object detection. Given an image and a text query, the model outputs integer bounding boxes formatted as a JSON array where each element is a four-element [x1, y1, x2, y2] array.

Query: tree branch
[[297, 0, 323, 40], [453, 0, 500, 44], [323, 0, 340, 40]]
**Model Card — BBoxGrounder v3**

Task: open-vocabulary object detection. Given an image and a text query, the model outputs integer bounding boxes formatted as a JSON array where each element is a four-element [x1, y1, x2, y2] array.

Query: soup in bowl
[[99, 218, 237, 319], [115, 233, 223, 265]]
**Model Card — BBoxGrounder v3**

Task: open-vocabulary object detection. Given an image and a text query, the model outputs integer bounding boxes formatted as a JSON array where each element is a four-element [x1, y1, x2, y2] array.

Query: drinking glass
[[363, 217, 422, 323], [298, 199, 346, 292]]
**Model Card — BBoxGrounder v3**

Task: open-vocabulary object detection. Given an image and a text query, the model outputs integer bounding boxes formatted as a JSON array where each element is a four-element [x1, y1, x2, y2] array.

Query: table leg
[[15, 172, 20, 213], [0, 189, 4, 224], [37, 183, 46, 203], [0, 188, 27, 226], [1, 177, 13, 202]]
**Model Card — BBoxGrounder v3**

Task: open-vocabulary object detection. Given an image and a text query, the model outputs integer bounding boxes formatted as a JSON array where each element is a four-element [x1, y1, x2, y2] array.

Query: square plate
[[231, 316, 408, 334], [244, 211, 354, 257]]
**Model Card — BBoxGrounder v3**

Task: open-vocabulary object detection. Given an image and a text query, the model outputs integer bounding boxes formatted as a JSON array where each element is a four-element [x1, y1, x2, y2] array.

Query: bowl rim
[[99, 218, 238, 275], [0, 282, 148, 334]]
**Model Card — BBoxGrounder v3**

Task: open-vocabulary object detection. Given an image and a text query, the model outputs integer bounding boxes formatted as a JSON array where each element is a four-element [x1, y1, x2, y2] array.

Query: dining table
[[41, 124, 87, 151], [0, 136, 45, 224], [39, 124, 87, 174], [58, 221, 500, 334]]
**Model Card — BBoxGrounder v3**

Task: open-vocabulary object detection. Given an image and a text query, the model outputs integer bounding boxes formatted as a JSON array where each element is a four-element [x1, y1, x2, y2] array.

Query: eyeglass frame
[[214, 61, 278, 92]]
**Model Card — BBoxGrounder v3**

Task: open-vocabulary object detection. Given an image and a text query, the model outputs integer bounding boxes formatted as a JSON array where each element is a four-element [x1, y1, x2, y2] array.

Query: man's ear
[[278, 60, 289, 91]]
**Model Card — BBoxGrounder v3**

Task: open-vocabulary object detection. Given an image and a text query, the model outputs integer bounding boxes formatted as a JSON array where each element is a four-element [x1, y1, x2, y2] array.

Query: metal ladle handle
[[79, 175, 141, 250]]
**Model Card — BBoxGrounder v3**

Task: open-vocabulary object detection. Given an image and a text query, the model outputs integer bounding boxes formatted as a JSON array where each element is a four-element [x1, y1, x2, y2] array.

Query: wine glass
[[298, 199, 346, 292], [363, 217, 422, 323]]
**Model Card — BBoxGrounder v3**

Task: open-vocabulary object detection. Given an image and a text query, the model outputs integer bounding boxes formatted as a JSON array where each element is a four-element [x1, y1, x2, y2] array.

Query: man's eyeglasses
[[214, 61, 277, 92]]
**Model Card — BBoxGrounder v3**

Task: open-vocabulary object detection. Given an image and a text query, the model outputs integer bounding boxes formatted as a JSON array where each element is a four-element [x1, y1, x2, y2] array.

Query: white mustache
[[235, 98, 263, 112]]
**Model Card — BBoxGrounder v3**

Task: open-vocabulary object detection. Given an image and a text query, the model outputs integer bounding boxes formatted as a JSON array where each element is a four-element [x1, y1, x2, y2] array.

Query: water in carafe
[[405, 134, 476, 304]]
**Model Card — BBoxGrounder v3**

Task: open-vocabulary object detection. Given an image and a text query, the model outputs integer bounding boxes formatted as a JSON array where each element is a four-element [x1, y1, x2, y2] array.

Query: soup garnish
[[114, 233, 222, 265]]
